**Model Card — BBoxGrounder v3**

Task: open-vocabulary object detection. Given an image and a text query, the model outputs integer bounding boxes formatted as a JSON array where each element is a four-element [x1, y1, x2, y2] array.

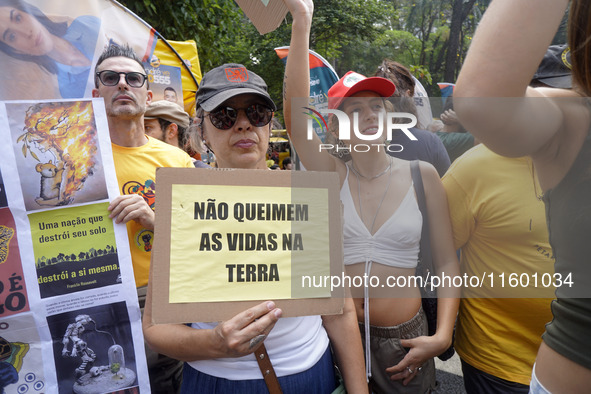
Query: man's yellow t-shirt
[[112, 136, 194, 287], [443, 145, 554, 385]]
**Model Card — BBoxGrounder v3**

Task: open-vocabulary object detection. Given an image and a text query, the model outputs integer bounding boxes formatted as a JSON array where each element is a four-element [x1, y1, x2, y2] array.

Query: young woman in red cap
[[284, 1, 459, 392]]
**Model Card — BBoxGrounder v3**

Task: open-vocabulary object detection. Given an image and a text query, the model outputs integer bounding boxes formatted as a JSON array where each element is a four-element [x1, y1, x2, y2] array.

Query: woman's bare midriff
[[346, 262, 422, 326], [534, 342, 591, 393]]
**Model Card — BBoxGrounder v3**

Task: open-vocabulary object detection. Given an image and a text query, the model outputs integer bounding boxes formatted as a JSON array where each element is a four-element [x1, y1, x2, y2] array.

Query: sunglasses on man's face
[[208, 104, 273, 130], [96, 70, 148, 88]]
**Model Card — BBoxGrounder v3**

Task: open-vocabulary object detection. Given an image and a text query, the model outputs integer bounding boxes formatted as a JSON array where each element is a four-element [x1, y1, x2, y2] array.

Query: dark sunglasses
[[208, 104, 273, 130], [96, 70, 148, 88]]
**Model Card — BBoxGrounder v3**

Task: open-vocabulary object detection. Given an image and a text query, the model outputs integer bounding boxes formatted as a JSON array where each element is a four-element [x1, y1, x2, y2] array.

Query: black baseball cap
[[532, 44, 572, 89], [196, 63, 276, 112]]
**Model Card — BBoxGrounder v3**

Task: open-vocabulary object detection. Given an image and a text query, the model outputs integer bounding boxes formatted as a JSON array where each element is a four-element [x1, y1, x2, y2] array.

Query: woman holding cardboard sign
[[142, 62, 367, 393], [283, 0, 460, 392]]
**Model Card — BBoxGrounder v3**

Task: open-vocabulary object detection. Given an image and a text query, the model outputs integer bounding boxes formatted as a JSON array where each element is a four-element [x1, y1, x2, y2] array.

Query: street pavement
[[435, 352, 466, 393]]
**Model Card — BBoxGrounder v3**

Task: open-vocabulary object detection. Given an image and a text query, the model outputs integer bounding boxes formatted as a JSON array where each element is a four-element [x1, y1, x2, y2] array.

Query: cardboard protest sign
[[235, 0, 289, 35], [0, 99, 149, 392], [150, 168, 344, 323]]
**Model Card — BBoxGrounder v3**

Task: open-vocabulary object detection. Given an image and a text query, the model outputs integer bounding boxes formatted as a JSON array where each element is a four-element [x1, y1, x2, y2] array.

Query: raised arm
[[454, 0, 569, 157], [283, 0, 339, 172]]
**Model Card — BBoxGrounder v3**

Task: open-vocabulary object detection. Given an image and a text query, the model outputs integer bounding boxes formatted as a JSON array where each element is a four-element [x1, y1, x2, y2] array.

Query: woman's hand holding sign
[[212, 301, 282, 357], [143, 300, 282, 361]]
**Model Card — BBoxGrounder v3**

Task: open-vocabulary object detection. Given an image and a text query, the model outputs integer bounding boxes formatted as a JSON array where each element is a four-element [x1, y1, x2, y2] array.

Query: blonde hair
[[569, 0, 591, 94]]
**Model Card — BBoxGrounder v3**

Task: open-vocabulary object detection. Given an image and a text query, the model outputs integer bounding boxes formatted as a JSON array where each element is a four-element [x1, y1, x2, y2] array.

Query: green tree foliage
[[236, 0, 393, 119], [121, 0, 494, 107], [338, 0, 490, 95], [120, 0, 244, 70], [121, 0, 392, 119]]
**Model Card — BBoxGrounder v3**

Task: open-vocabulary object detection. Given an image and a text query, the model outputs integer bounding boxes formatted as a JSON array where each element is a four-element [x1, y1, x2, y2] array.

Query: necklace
[[350, 158, 392, 180], [353, 158, 394, 234]]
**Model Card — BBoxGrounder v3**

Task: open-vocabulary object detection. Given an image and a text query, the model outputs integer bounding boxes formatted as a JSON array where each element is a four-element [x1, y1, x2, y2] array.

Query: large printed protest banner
[[0, 98, 147, 392], [0, 0, 203, 392]]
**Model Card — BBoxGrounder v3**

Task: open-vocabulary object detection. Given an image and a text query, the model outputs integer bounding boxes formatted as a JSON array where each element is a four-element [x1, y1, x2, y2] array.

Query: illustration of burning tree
[[17, 102, 98, 206]]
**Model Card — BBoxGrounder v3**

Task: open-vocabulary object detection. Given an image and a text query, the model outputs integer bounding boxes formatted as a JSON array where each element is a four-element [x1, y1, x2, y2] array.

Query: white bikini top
[[341, 164, 422, 268], [341, 163, 423, 380]]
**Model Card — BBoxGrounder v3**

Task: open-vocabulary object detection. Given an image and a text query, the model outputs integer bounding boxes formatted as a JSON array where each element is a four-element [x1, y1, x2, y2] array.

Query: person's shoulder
[[446, 144, 518, 179], [147, 136, 179, 150], [70, 15, 101, 30], [415, 159, 439, 181], [441, 131, 473, 144], [447, 143, 483, 167], [410, 127, 447, 149], [193, 160, 211, 169], [147, 137, 192, 161], [409, 127, 436, 139], [530, 86, 582, 99], [66, 15, 100, 45]]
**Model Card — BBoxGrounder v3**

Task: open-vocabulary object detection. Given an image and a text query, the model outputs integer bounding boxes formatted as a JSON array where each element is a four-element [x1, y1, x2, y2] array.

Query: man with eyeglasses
[[92, 43, 193, 393]]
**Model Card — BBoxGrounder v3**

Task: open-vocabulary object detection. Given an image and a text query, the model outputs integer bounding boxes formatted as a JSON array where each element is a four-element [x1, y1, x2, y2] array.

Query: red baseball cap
[[328, 71, 396, 110]]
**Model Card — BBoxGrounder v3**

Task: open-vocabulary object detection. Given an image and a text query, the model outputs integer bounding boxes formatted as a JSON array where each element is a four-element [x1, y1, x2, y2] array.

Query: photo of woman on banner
[[0, 0, 100, 99], [284, 0, 460, 392], [143, 62, 368, 393]]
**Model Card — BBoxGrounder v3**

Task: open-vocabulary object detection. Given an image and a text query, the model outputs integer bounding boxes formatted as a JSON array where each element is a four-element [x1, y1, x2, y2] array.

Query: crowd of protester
[[82, 0, 589, 392]]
